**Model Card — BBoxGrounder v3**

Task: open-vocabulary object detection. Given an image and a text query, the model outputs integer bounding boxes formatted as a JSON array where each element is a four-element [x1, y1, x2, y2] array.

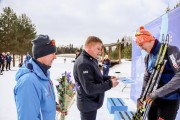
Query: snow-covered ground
[[0, 57, 136, 120]]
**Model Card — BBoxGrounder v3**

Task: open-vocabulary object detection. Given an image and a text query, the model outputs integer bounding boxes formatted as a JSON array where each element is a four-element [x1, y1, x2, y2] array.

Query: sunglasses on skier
[[135, 32, 151, 37]]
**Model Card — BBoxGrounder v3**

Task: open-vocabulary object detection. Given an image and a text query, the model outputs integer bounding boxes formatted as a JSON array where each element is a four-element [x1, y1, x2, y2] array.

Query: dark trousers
[[148, 99, 180, 120], [6, 62, 11, 70], [0, 64, 2, 73], [80, 110, 97, 120], [1, 63, 4, 71]]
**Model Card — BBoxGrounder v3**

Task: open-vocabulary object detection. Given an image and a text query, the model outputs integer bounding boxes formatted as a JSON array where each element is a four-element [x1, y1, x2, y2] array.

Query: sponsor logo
[[170, 54, 179, 69], [83, 71, 88, 74]]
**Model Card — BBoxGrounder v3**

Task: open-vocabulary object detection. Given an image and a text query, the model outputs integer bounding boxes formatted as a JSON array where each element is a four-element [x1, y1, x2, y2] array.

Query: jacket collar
[[15, 58, 50, 82], [150, 39, 161, 56], [82, 50, 96, 61], [82, 50, 99, 67], [30, 59, 50, 80], [32, 58, 51, 76]]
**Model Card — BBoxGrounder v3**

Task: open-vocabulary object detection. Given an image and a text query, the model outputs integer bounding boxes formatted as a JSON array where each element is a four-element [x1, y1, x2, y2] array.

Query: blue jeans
[[103, 67, 109, 76]]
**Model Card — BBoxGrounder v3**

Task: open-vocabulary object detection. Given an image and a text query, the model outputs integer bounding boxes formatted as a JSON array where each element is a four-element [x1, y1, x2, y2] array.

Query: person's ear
[[88, 43, 93, 50]]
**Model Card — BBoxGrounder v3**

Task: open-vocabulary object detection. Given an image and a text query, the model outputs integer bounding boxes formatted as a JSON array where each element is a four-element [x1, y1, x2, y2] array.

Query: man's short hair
[[85, 36, 103, 46]]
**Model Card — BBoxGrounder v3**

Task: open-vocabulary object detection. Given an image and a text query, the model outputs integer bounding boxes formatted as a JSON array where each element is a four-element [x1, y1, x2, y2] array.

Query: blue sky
[[0, 0, 179, 47]]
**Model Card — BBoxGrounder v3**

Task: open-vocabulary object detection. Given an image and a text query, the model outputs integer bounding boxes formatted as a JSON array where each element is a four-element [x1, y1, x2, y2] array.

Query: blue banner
[[131, 7, 180, 120]]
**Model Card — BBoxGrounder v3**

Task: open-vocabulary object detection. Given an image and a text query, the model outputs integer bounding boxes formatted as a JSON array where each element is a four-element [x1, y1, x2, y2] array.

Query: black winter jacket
[[0, 54, 3, 64], [73, 50, 112, 112]]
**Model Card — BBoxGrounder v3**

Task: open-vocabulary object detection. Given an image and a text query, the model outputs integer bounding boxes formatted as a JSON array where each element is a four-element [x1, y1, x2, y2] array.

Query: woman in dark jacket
[[102, 55, 111, 76]]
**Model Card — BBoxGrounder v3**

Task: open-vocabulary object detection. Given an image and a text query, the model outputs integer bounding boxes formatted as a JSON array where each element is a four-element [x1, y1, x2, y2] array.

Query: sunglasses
[[135, 32, 150, 37]]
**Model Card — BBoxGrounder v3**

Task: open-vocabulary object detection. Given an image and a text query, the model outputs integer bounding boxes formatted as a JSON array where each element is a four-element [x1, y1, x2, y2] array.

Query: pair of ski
[[133, 34, 170, 120]]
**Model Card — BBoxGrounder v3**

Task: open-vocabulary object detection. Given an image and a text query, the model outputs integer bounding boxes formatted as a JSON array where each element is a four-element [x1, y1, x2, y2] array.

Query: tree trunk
[[21, 54, 23, 64], [13, 54, 15, 67], [19, 55, 21, 64]]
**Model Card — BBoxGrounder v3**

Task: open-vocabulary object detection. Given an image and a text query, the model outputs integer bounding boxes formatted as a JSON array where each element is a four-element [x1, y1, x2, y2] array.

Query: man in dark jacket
[[73, 36, 119, 120], [135, 26, 180, 120], [5, 52, 12, 70], [1, 52, 5, 72]]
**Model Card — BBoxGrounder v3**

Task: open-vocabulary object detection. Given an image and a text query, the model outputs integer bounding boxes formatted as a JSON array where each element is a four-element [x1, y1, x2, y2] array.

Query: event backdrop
[[130, 7, 180, 120]]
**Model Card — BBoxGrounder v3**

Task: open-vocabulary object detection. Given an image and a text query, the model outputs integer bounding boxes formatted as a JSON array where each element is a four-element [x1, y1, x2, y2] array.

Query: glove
[[137, 98, 143, 109], [146, 92, 158, 104], [145, 95, 153, 104]]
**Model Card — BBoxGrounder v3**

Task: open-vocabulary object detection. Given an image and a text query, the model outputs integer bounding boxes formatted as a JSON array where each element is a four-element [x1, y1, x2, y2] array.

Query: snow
[[0, 57, 136, 120]]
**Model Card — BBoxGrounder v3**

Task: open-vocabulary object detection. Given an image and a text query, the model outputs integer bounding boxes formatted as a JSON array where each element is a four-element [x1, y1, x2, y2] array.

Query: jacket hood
[[15, 58, 50, 81]]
